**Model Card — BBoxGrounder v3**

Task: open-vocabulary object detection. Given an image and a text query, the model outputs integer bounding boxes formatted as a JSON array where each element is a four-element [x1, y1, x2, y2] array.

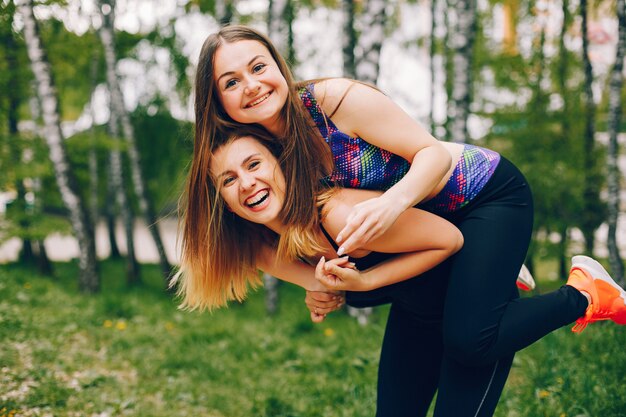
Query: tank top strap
[[298, 83, 338, 139], [318, 223, 340, 251]]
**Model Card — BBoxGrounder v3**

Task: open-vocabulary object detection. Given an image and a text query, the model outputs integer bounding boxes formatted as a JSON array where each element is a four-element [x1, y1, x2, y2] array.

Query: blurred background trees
[[1, 0, 625, 295]]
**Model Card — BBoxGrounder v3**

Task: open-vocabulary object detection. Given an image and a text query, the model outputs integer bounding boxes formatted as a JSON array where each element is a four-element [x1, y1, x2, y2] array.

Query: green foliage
[[1, 261, 626, 416], [38, 21, 105, 120], [132, 106, 193, 212]]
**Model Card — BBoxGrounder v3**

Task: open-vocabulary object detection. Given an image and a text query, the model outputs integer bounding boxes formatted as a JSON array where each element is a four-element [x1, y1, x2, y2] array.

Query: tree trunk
[[108, 101, 141, 285], [448, 0, 477, 143], [98, 0, 172, 283], [355, 0, 386, 85], [88, 52, 99, 234], [35, 240, 53, 276], [342, 0, 357, 79], [267, 0, 291, 58], [99, 0, 139, 284], [558, 227, 568, 281], [215, 0, 235, 26], [18, 0, 99, 292], [429, 0, 438, 134], [443, 0, 454, 140], [580, 0, 598, 256], [606, 0, 626, 286], [105, 181, 122, 259]]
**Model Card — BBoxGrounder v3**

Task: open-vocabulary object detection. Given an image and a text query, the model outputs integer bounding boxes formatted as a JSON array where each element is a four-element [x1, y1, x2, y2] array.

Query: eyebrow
[[216, 153, 261, 178], [216, 55, 265, 84]]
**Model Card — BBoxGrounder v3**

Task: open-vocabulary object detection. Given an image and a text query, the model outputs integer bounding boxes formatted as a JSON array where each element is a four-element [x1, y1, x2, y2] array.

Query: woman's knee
[[443, 324, 496, 366]]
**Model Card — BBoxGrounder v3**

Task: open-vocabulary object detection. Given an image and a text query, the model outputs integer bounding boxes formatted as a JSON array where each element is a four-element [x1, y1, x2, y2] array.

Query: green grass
[[1, 261, 625, 417]]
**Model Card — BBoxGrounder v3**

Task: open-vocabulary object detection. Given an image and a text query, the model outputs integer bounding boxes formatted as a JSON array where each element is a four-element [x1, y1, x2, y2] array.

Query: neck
[[262, 113, 286, 137], [265, 218, 285, 235]]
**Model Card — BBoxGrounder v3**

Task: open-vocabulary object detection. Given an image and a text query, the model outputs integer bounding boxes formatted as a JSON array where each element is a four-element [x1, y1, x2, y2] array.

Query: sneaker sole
[[517, 264, 536, 291], [571, 255, 626, 306]]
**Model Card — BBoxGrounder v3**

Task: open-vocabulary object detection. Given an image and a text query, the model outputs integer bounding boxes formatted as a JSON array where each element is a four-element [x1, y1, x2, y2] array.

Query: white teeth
[[247, 93, 270, 108], [246, 190, 269, 207]]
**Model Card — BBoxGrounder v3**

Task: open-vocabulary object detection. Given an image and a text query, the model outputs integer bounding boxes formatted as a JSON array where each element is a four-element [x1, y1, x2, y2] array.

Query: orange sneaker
[[567, 255, 626, 333]]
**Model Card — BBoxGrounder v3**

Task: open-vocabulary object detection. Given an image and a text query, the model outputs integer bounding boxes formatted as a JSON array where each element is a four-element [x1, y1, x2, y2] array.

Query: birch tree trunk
[[342, 0, 357, 79], [107, 98, 140, 285], [88, 53, 99, 234], [429, 0, 438, 134], [606, 0, 626, 286], [215, 0, 235, 26], [268, 0, 294, 63], [355, 0, 386, 85], [105, 175, 122, 259], [580, 0, 599, 255], [448, 0, 476, 143], [443, 0, 454, 140], [18, 0, 99, 292], [557, 0, 571, 278], [98, 0, 172, 283]]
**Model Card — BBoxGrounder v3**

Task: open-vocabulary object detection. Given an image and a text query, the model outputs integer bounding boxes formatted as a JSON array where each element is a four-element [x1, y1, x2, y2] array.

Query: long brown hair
[[175, 126, 332, 311], [176, 25, 335, 310]]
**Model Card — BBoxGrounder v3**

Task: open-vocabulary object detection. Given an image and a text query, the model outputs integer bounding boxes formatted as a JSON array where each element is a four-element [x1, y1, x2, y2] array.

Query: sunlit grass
[[1, 260, 625, 416]]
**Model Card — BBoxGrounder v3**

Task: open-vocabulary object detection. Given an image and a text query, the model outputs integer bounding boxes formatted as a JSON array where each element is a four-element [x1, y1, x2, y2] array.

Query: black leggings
[[347, 157, 589, 417]]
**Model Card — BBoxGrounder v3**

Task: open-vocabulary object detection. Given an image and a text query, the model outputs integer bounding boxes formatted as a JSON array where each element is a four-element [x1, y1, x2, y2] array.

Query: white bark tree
[[99, 0, 139, 284], [97, 0, 172, 283], [606, 0, 626, 286], [580, 0, 601, 256], [215, 0, 235, 26], [447, 0, 477, 143], [355, 0, 386, 85], [342, 0, 357, 79], [17, 0, 99, 292], [107, 97, 140, 284]]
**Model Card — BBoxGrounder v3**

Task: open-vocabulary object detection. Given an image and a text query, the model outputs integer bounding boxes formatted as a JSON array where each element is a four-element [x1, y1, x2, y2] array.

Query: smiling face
[[213, 40, 289, 134], [210, 136, 286, 231]]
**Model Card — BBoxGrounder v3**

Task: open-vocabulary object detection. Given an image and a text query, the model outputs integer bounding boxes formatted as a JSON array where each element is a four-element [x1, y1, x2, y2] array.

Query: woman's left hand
[[316, 256, 371, 292], [305, 290, 345, 323], [335, 195, 404, 256]]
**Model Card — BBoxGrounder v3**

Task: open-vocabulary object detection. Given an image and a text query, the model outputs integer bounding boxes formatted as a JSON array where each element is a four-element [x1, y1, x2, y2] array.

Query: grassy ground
[[1, 260, 625, 417]]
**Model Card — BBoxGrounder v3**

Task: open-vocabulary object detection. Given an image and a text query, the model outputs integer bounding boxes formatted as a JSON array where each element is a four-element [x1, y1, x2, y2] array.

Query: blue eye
[[223, 176, 235, 186], [225, 79, 237, 89], [248, 160, 260, 170], [252, 63, 266, 73]]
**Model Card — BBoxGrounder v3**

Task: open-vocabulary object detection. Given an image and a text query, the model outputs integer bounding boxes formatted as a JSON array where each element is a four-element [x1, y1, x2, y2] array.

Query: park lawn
[[1, 261, 625, 417]]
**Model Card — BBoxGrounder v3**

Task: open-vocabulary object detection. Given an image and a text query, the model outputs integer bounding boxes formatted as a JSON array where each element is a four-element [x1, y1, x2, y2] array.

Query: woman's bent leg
[[434, 158, 587, 417]]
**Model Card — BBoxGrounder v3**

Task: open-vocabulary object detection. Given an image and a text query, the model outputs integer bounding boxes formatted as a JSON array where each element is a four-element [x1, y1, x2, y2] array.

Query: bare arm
[[317, 188, 463, 291], [256, 245, 344, 322], [316, 79, 453, 255]]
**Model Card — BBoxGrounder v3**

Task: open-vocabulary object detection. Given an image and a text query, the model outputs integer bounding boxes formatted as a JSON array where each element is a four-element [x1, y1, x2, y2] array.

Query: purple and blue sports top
[[298, 84, 501, 214]]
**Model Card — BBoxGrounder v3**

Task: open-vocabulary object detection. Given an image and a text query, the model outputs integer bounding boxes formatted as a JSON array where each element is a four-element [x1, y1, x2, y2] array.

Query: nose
[[239, 172, 256, 190], [243, 76, 261, 96]]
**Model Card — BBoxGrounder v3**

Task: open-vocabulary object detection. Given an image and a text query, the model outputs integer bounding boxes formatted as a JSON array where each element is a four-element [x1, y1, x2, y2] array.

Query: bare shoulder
[[313, 78, 357, 113]]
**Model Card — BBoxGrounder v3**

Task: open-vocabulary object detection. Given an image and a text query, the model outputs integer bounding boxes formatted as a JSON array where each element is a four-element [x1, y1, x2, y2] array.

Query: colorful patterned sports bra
[[298, 84, 410, 190], [298, 83, 501, 214]]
